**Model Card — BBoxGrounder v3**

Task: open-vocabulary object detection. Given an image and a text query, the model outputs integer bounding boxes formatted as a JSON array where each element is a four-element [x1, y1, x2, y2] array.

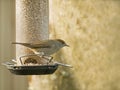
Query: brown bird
[[12, 39, 69, 64]]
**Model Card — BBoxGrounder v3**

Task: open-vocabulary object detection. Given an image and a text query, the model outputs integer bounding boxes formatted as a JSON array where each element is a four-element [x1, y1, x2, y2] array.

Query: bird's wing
[[30, 43, 51, 48], [12, 42, 51, 48]]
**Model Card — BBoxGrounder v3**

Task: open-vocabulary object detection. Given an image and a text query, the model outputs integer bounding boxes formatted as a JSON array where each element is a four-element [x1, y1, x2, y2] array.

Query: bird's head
[[56, 39, 69, 47]]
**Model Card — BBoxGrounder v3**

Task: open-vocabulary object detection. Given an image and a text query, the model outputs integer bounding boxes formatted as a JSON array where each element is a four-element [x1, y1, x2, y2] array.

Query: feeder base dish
[[4, 63, 58, 75]]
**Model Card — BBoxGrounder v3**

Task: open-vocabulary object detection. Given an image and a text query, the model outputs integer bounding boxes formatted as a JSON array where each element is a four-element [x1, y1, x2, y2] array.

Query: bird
[[12, 39, 69, 64]]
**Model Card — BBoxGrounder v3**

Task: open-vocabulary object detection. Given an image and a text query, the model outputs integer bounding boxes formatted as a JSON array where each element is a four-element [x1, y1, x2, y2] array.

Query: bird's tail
[[12, 42, 31, 47], [12, 42, 22, 44], [12, 42, 27, 45]]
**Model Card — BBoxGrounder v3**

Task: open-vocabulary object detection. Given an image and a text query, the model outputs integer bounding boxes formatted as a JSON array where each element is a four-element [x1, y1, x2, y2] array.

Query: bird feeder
[[2, 0, 72, 75]]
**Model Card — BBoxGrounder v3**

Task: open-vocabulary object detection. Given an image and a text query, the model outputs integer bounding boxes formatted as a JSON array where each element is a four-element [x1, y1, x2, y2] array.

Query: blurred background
[[0, 0, 120, 90]]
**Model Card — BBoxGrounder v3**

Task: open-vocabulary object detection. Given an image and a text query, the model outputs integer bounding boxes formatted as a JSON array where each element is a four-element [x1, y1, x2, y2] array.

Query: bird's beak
[[65, 44, 69, 47]]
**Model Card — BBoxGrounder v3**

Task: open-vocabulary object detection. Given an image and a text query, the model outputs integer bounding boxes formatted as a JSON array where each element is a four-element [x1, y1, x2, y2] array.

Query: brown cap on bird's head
[[56, 39, 69, 47]]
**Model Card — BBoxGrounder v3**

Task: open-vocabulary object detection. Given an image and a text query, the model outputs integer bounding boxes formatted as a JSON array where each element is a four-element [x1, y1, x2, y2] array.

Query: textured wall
[[49, 0, 120, 90]]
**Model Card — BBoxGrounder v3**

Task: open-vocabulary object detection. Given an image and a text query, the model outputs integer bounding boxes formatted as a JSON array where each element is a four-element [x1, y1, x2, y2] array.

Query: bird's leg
[[48, 56, 53, 63], [42, 55, 53, 64], [37, 52, 53, 64]]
